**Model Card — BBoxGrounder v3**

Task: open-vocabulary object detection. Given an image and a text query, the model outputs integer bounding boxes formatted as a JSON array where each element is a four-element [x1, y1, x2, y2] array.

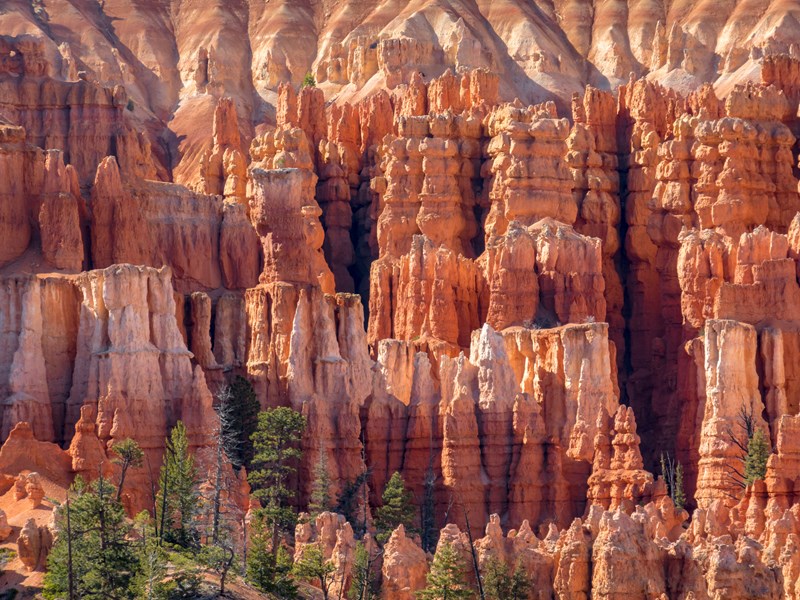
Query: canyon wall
[[1, 4, 800, 595]]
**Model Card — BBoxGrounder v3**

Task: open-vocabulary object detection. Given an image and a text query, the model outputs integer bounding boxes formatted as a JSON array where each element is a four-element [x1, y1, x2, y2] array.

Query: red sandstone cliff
[[1, 4, 800, 596]]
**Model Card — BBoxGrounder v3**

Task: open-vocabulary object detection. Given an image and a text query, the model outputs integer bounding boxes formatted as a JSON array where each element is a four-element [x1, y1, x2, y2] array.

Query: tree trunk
[[116, 461, 129, 502], [66, 495, 75, 600], [462, 503, 485, 600], [212, 430, 223, 544]]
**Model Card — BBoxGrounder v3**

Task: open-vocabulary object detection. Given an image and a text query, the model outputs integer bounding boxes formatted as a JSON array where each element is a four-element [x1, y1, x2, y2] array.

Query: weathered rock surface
[[1, 6, 800, 594]]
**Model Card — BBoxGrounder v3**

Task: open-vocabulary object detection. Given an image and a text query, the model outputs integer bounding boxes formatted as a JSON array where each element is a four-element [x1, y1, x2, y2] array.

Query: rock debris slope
[[2, 0, 800, 596]]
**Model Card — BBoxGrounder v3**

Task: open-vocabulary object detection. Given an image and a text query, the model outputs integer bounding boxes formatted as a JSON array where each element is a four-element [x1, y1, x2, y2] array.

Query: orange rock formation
[[1, 2, 800, 594]]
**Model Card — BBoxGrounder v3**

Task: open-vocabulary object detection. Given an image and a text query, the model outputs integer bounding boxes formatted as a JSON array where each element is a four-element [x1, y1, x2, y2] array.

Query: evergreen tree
[[155, 421, 199, 547], [417, 542, 473, 600], [482, 557, 530, 600], [200, 541, 237, 596], [336, 470, 370, 535], [134, 533, 171, 600], [293, 544, 337, 600], [249, 407, 306, 559], [246, 509, 298, 598], [744, 429, 770, 485], [111, 438, 144, 502], [44, 476, 140, 600], [375, 471, 416, 543], [673, 462, 686, 510], [420, 462, 437, 553], [163, 551, 203, 599], [302, 72, 316, 87], [347, 541, 379, 600], [219, 376, 260, 469], [309, 452, 333, 516], [660, 453, 686, 510]]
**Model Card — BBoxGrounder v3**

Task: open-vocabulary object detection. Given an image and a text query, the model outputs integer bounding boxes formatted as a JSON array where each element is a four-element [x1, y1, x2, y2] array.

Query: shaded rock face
[[1, 5, 800, 596]]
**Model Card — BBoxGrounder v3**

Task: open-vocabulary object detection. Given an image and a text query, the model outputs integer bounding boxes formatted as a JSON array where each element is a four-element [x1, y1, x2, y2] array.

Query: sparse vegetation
[[293, 544, 336, 600], [302, 72, 317, 88], [375, 471, 416, 543], [417, 541, 473, 600], [482, 556, 530, 600], [724, 404, 764, 491], [155, 421, 199, 548], [660, 452, 685, 510], [44, 476, 140, 600], [336, 469, 370, 537], [744, 429, 770, 486], [111, 438, 144, 502], [218, 376, 261, 470], [348, 541, 380, 600], [308, 452, 334, 517]]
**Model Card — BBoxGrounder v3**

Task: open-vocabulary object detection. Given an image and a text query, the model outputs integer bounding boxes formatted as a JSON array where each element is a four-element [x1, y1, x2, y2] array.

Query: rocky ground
[[1, 0, 800, 598]]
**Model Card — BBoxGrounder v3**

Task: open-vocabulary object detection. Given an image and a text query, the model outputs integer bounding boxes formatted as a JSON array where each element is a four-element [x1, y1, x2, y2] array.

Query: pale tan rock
[[189, 292, 221, 371], [1, 277, 55, 441], [38, 150, 84, 271], [381, 525, 428, 600], [13, 473, 27, 501], [553, 519, 592, 600], [484, 104, 574, 238], [591, 510, 667, 599], [219, 201, 260, 290], [67, 404, 110, 480], [24, 472, 44, 508], [91, 157, 224, 293], [0, 121, 31, 267], [199, 97, 247, 200], [289, 290, 371, 502], [586, 406, 654, 511], [294, 512, 356, 598], [696, 319, 770, 509], [213, 293, 248, 370], [0, 509, 11, 541], [17, 518, 47, 571], [62, 264, 217, 512], [0, 422, 72, 487], [248, 167, 334, 294]]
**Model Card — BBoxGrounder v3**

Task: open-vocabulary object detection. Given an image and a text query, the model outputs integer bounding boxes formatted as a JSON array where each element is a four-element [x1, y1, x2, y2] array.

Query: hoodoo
[[1, 1, 800, 597]]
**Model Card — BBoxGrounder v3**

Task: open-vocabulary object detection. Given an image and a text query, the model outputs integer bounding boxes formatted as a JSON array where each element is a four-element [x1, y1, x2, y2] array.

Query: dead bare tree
[[458, 496, 485, 600], [211, 385, 242, 544], [723, 404, 757, 489]]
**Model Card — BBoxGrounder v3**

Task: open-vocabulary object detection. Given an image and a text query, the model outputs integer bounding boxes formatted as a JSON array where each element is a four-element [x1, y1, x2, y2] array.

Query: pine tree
[[246, 509, 298, 597], [155, 421, 199, 547], [309, 452, 333, 516], [111, 438, 144, 502], [293, 544, 337, 600], [219, 376, 261, 469], [659, 452, 685, 510], [482, 557, 530, 600], [134, 528, 171, 600], [249, 407, 306, 560], [421, 462, 437, 553], [44, 476, 140, 600], [347, 541, 379, 600], [673, 462, 686, 509], [375, 471, 416, 543], [417, 542, 473, 600], [336, 470, 370, 536], [302, 72, 317, 87], [744, 429, 770, 485]]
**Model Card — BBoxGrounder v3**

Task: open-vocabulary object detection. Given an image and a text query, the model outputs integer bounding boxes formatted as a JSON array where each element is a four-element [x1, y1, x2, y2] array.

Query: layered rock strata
[[0, 15, 800, 594]]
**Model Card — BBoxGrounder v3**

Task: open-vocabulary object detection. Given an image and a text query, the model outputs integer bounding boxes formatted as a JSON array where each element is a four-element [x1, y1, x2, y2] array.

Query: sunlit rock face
[[2, 2, 800, 594]]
